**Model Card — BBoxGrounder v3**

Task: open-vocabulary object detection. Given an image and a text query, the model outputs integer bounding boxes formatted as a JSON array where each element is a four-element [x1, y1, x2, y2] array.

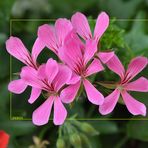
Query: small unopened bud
[[69, 133, 82, 148], [56, 138, 65, 148], [80, 123, 99, 136], [80, 133, 91, 147]]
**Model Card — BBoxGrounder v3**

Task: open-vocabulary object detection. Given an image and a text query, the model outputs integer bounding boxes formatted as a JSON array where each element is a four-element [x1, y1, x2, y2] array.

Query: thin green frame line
[[9, 18, 148, 121], [10, 18, 148, 21], [10, 118, 148, 121], [9, 20, 12, 120]]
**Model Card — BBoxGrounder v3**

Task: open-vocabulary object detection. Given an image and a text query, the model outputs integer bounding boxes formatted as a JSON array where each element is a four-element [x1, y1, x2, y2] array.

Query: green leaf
[[127, 120, 148, 142], [0, 121, 36, 137], [88, 121, 118, 134], [98, 0, 142, 28], [125, 11, 148, 56], [100, 19, 125, 50]]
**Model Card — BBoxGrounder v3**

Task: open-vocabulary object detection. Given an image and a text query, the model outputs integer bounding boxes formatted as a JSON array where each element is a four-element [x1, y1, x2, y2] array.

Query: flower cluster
[[6, 12, 148, 126]]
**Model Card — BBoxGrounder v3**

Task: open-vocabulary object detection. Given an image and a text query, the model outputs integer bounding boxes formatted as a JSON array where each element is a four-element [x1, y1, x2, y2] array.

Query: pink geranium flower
[[37, 18, 73, 55], [58, 32, 104, 105], [21, 58, 72, 125], [6, 37, 45, 103], [99, 55, 148, 116], [71, 11, 114, 64]]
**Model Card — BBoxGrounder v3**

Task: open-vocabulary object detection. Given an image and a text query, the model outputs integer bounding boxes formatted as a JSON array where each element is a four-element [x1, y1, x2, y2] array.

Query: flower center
[[117, 85, 124, 91], [47, 91, 58, 97]]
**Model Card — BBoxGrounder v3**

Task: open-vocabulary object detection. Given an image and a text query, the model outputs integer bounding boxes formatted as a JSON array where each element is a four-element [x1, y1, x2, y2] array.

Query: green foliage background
[[0, 0, 148, 147]]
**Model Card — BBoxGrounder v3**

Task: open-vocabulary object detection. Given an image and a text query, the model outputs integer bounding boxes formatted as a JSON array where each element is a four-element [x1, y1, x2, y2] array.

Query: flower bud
[[80, 133, 91, 147], [56, 138, 65, 148], [69, 133, 82, 148], [80, 123, 99, 136]]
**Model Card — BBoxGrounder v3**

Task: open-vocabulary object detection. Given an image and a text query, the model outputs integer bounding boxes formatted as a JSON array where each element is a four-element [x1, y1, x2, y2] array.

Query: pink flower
[[38, 18, 73, 55], [6, 36, 45, 103], [99, 55, 148, 116], [71, 12, 109, 42], [71, 11, 114, 64], [58, 32, 104, 105], [21, 58, 72, 125]]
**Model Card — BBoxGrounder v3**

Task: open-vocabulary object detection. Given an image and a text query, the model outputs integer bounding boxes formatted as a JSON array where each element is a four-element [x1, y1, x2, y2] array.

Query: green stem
[[87, 105, 95, 117], [58, 126, 62, 138], [39, 126, 49, 139], [114, 135, 128, 148], [97, 81, 117, 89]]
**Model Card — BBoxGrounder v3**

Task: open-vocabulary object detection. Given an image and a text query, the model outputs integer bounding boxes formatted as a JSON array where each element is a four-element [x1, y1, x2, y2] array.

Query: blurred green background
[[0, 0, 148, 147]]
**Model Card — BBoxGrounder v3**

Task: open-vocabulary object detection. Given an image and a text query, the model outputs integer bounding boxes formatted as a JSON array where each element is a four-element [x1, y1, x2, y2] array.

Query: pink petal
[[124, 77, 148, 92], [6, 36, 31, 65], [31, 38, 45, 63], [84, 39, 98, 63], [64, 30, 85, 50], [60, 81, 81, 104], [125, 57, 148, 81], [99, 89, 120, 115], [58, 37, 83, 71], [55, 18, 73, 46], [106, 55, 125, 79], [38, 24, 58, 54], [85, 58, 104, 77], [94, 12, 109, 41], [66, 72, 81, 85], [37, 64, 46, 80], [28, 88, 41, 104], [71, 12, 92, 40], [83, 79, 104, 105], [32, 96, 54, 126], [97, 51, 114, 64], [46, 58, 59, 84], [121, 91, 146, 116], [53, 65, 72, 91], [8, 79, 27, 94], [53, 96, 67, 125], [20, 66, 41, 88]]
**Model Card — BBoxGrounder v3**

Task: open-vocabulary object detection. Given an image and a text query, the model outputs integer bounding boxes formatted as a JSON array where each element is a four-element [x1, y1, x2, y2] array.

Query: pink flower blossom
[[71, 11, 114, 64], [38, 18, 73, 55], [99, 55, 148, 116], [6, 36, 45, 103], [71, 12, 109, 42], [21, 58, 72, 125], [58, 32, 104, 105]]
